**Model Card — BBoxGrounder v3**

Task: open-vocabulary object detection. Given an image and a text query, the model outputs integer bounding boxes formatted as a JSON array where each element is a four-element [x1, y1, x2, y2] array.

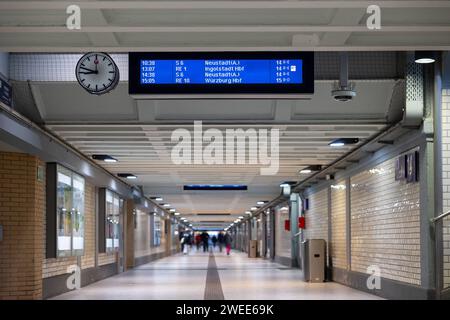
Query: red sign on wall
[[284, 220, 290, 231], [298, 216, 305, 229]]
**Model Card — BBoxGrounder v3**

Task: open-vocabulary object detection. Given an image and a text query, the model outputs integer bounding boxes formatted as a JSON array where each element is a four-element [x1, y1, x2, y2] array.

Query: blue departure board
[[140, 59, 303, 85], [129, 52, 314, 96]]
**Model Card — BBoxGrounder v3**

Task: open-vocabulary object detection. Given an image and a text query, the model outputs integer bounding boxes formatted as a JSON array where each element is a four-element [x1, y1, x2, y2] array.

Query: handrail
[[430, 210, 450, 223]]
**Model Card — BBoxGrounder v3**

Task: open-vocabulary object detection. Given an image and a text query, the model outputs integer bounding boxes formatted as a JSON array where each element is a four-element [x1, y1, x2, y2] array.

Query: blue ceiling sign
[[129, 51, 314, 96]]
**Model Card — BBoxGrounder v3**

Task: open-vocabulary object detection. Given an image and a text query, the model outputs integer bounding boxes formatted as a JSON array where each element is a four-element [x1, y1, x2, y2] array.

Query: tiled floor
[[52, 249, 381, 300]]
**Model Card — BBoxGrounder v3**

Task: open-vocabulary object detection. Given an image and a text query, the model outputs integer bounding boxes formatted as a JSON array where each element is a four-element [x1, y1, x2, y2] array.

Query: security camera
[[332, 86, 356, 102], [332, 52, 356, 102]]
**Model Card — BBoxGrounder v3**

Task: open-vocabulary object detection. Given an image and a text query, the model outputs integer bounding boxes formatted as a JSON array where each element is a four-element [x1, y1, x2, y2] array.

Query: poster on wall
[[395, 155, 407, 181], [406, 151, 419, 183]]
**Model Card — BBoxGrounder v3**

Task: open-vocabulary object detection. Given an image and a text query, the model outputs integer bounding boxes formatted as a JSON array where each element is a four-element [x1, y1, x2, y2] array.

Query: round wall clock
[[75, 52, 120, 95]]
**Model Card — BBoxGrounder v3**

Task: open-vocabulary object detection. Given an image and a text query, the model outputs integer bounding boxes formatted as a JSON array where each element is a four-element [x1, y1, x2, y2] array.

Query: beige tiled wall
[[0, 152, 45, 299], [305, 188, 329, 242], [81, 183, 95, 269], [350, 156, 421, 285], [330, 180, 347, 270], [134, 209, 165, 258], [441, 88, 450, 287]]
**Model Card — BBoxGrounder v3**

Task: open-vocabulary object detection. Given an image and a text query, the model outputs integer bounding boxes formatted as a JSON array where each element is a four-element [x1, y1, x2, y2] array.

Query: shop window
[[46, 163, 85, 258], [99, 188, 123, 253], [151, 214, 161, 247]]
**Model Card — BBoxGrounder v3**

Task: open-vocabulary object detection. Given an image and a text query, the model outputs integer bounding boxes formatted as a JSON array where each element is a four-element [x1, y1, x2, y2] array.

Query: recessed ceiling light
[[415, 51, 436, 64], [238, 216, 244, 219], [92, 154, 118, 163], [256, 201, 268, 205], [250, 207, 258, 211], [151, 197, 163, 202], [299, 165, 322, 174], [169, 209, 176, 212], [162, 203, 171, 207], [117, 173, 137, 179], [174, 212, 180, 216], [329, 138, 359, 147]]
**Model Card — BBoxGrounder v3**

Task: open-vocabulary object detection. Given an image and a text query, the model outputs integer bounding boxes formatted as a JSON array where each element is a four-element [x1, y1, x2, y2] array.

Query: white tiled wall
[[441, 88, 450, 288], [330, 180, 347, 270], [305, 188, 329, 242], [9, 54, 129, 81], [350, 155, 421, 285]]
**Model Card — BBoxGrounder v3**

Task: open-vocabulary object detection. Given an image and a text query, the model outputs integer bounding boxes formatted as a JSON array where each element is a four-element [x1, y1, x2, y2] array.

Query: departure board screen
[[140, 59, 303, 85], [129, 52, 314, 96]]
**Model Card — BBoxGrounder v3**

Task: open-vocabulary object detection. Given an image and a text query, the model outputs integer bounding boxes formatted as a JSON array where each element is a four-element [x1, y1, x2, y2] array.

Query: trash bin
[[302, 239, 326, 282], [249, 240, 258, 258]]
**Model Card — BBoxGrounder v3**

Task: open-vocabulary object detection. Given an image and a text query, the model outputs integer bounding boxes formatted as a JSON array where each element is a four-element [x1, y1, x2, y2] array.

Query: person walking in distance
[[195, 233, 202, 251], [211, 235, 218, 250], [217, 232, 224, 252], [201, 231, 210, 252], [224, 232, 233, 255]]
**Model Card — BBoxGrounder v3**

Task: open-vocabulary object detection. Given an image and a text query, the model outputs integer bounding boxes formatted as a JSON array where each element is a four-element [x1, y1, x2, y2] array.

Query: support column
[[0, 152, 44, 299], [290, 193, 300, 268], [125, 199, 135, 270]]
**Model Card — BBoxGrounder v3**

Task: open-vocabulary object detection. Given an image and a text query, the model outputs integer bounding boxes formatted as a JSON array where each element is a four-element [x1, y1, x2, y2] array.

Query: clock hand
[[79, 72, 97, 74], [79, 66, 98, 73]]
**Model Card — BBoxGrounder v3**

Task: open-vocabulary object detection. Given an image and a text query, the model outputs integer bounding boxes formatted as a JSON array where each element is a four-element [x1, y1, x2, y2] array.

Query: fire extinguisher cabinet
[[301, 239, 326, 282]]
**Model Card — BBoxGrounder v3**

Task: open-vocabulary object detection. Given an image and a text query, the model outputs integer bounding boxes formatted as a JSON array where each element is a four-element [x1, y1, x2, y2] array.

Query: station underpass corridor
[[1, 1, 450, 305], [51, 249, 380, 300]]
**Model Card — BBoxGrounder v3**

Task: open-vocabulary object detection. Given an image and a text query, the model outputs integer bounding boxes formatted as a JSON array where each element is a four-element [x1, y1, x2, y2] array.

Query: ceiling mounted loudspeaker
[[332, 52, 356, 102]]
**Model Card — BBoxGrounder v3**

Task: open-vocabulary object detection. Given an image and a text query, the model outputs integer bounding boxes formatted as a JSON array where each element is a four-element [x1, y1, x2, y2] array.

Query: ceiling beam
[[2, 46, 449, 52], [320, 8, 367, 46], [1, 26, 450, 33], [1, 1, 449, 10]]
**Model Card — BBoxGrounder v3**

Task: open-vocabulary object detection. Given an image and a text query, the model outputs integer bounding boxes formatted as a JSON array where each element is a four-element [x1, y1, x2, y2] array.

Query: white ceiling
[[31, 79, 397, 228], [0, 1, 449, 51]]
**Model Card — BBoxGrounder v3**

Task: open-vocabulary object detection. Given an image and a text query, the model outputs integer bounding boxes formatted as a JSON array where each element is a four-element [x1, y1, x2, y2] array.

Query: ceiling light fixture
[[162, 203, 171, 207], [415, 51, 436, 64], [245, 211, 251, 215], [256, 201, 268, 205], [92, 154, 118, 163], [174, 212, 180, 216], [329, 138, 359, 147], [169, 209, 176, 212], [299, 165, 322, 174], [117, 173, 137, 179]]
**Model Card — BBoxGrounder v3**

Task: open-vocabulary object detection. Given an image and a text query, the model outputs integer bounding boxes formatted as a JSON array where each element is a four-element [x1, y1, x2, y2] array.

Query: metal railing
[[430, 210, 450, 223]]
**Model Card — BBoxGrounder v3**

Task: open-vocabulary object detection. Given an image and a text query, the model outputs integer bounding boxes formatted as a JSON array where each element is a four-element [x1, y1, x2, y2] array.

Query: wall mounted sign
[[395, 155, 407, 181], [129, 51, 314, 98], [0, 77, 12, 107], [406, 151, 419, 182]]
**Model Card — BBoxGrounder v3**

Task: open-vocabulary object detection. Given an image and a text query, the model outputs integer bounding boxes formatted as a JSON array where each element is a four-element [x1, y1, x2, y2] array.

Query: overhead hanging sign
[[129, 52, 314, 98], [0, 77, 12, 107]]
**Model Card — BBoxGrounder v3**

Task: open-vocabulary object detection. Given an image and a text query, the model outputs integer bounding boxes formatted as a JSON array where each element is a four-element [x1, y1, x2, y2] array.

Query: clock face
[[75, 52, 119, 95]]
